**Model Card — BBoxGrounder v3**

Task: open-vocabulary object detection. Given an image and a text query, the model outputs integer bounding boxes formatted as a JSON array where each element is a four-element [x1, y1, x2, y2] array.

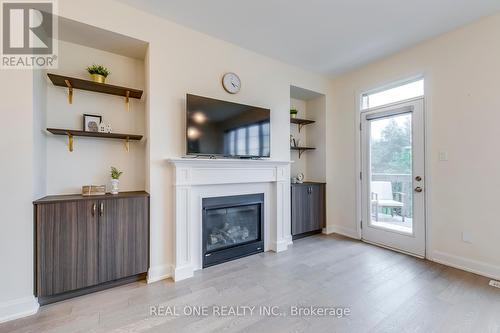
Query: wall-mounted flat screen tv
[[186, 94, 270, 158]]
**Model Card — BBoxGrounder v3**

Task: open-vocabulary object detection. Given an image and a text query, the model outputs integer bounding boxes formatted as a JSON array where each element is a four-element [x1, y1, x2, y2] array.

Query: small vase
[[110, 179, 119, 195], [91, 74, 106, 83], [290, 113, 298, 119]]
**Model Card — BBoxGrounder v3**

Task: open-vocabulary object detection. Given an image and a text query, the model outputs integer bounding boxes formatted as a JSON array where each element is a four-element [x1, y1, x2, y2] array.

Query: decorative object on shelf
[[110, 166, 123, 195], [290, 134, 299, 148], [291, 177, 298, 184], [82, 185, 106, 196], [222, 72, 241, 94], [106, 124, 112, 133], [83, 114, 102, 132], [290, 108, 298, 118], [296, 172, 304, 184], [98, 122, 107, 133], [86, 64, 110, 83]]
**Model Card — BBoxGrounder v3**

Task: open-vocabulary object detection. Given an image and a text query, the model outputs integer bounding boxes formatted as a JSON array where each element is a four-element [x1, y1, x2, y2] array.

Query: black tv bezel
[[185, 94, 271, 158]]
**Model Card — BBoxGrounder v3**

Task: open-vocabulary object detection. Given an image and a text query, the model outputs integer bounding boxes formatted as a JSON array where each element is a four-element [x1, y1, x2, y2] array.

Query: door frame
[[360, 99, 425, 256], [354, 75, 432, 259]]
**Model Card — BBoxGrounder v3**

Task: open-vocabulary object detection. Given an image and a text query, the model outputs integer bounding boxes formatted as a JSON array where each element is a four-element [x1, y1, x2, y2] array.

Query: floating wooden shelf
[[290, 117, 315, 132], [47, 128, 143, 152], [47, 73, 143, 108], [291, 146, 316, 159]]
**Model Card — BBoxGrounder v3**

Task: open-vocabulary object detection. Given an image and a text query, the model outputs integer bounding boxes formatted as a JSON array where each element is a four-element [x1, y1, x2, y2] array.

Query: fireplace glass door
[[205, 204, 260, 252]]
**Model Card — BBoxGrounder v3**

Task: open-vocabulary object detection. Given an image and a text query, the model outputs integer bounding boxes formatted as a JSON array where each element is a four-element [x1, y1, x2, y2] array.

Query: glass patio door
[[361, 98, 425, 257]]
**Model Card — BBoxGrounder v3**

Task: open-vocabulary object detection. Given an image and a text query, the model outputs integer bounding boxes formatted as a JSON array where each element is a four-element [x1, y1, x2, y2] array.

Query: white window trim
[[361, 75, 424, 112]]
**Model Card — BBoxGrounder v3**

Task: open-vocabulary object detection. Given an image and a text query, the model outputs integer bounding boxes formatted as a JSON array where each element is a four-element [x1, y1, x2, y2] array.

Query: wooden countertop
[[34, 191, 149, 204]]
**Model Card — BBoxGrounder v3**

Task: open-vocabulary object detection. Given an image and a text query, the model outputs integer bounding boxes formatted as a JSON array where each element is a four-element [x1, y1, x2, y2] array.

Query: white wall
[[305, 96, 326, 182], [0, 0, 332, 321], [290, 98, 307, 177], [327, 12, 500, 278], [0, 71, 39, 321], [44, 41, 146, 195], [33, 70, 47, 199]]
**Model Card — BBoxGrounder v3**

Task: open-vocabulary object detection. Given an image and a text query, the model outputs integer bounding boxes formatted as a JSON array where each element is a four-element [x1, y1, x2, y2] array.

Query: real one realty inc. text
[[150, 305, 351, 318]]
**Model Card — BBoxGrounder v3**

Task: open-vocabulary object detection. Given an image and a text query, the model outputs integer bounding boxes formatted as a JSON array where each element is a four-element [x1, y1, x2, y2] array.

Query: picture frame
[[83, 114, 102, 132]]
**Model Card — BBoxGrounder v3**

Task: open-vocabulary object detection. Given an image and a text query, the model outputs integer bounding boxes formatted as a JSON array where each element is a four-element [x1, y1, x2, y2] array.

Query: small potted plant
[[290, 108, 298, 119], [110, 166, 123, 195], [86, 64, 110, 83]]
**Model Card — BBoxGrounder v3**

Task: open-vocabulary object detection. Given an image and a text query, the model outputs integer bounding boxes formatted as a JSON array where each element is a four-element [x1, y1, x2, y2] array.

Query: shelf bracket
[[298, 124, 304, 133], [124, 137, 130, 152], [67, 134, 74, 152], [125, 90, 130, 112], [64, 79, 73, 104], [298, 149, 304, 159]]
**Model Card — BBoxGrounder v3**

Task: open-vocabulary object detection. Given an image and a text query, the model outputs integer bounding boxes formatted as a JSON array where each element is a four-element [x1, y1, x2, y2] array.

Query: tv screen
[[186, 94, 270, 158]]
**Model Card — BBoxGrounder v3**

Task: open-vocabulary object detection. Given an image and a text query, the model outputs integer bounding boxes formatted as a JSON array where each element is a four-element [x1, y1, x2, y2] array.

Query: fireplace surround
[[167, 158, 292, 281], [202, 193, 264, 267]]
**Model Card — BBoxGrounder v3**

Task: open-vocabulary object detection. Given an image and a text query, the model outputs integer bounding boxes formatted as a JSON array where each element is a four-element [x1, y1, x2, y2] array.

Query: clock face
[[222, 72, 241, 94]]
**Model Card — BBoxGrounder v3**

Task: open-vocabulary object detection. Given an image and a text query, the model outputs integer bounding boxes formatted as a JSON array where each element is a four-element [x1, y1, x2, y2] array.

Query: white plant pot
[[110, 179, 119, 195]]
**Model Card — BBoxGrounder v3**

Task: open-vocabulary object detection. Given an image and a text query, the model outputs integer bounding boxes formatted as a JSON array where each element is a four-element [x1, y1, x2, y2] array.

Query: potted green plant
[[110, 166, 123, 195], [86, 64, 110, 83], [290, 108, 298, 119]]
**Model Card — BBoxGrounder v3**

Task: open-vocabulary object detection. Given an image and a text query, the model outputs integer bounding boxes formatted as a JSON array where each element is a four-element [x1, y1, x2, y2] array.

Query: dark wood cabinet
[[36, 200, 99, 297], [291, 183, 326, 239], [34, 191, 149, 304], [99, 197, 149, 282]]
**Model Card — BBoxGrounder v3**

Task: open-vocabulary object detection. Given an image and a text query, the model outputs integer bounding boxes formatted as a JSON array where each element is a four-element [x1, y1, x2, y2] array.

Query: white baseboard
[[173, 265, 195, 282], [323, 224, 360, 240], [0, 296, 39, 324], [147, 264, 173, 284], [271, 239, 290, 253], [431, 250, 500, 281]]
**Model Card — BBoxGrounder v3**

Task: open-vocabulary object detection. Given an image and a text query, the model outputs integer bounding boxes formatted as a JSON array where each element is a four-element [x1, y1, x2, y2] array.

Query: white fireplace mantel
[[168, 158, 292, 281]]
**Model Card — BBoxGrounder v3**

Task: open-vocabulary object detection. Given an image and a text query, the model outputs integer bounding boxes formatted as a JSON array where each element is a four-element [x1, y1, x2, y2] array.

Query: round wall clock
[[222, 72, 241, 94]]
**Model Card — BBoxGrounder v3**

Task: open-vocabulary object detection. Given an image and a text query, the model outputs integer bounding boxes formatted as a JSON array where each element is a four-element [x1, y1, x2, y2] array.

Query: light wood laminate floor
[[2, 234, 500, 333]]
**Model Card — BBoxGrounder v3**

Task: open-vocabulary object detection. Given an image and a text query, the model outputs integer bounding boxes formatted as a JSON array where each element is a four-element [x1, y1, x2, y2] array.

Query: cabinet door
[[309, 184, 326, 231], [36, 200, 99, 297], [99, 197, 149, 283], [291, 185, 310, 236]]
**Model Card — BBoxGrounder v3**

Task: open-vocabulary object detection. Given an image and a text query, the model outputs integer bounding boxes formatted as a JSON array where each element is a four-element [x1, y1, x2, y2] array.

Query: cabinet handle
[[99, 202, 104, 217], [92, 203, 96, 217]]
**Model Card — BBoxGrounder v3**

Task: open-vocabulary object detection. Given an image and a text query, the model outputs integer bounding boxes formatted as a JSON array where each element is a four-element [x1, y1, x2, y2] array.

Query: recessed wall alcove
[[289, 85, 326, 182], [33, 17, 150, 197]]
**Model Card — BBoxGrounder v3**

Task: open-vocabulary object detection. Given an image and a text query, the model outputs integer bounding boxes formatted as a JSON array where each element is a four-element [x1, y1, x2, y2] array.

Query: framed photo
[[83, 114, 102, 132]]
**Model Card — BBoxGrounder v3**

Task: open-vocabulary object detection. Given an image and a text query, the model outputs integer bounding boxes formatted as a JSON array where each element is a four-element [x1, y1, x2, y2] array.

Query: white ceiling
[[116, 0, 500, 76]]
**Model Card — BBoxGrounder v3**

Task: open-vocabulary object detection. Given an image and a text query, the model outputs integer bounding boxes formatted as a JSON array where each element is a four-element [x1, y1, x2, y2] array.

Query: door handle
[[99, 202, 104, 216], [415, 187, 423, 193], [92, 203, 96, 217]]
